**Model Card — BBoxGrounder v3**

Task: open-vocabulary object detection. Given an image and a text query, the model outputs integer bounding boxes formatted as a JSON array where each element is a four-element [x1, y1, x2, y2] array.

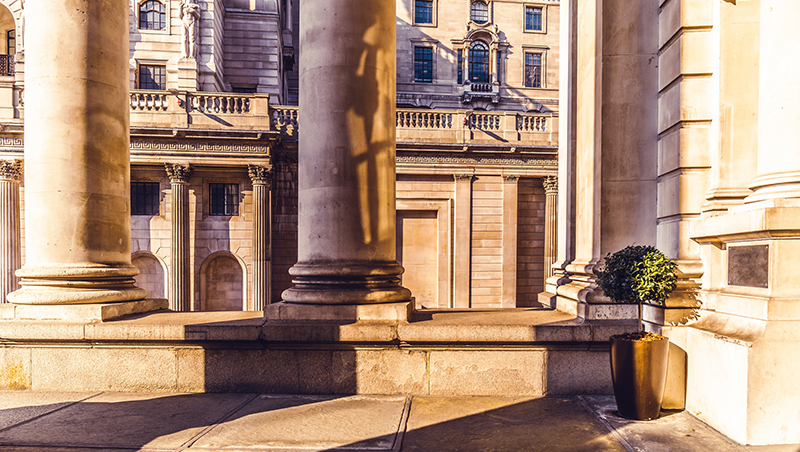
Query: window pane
[[139, 1, 166, 30], [139, 65, 166, 90], [415, 0, 433, 24], [471, 2, 489, 24], [131, 182, 160, 216], [469, 41, 489, 84], [210, 183, 239, 216], [525, 6, 543, 31], [414, 47, 433, 83], [457, 50, 463, 84], [525, 53, 542, 88]]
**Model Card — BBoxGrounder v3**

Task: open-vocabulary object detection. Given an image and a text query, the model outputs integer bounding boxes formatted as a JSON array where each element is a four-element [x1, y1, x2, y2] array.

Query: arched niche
[[132, 252, 167, 299], [200, 252, 247, 311]]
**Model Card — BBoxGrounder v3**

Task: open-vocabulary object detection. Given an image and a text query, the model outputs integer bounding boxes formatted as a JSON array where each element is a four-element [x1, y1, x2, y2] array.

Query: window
[[471, 1, 489, 24], [525, 6, 543, 31], [139, 65, 166, 90], [131, 182, 160, 216], [6, 30, 15, 55], [457, 50, 463, 84], [414, 47, 433, 83], [469, 41, 490, 84], [525, 53, 542, 88], [496, 50, 502, 84], [139, 1, 166, 30], [209, 183, 239, 216], [414, 0, 434, 25]]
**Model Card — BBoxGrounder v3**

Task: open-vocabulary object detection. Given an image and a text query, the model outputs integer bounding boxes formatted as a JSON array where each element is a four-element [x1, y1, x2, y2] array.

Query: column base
[[0, 298, 167, 322], [265, 301, 413, 323], [8, 264, 148, 305], [282, 262, 412, 305]]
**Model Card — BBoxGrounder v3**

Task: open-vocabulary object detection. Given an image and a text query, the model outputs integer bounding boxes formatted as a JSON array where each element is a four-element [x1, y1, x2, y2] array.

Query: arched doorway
[[201, 253, 245, 311]]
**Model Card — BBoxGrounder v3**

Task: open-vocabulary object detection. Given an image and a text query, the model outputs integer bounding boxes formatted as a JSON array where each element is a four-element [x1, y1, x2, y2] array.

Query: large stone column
[[7, 0, 146, 307], [249, 165, 272, 311], [166, 164, 193, 312], [0, 160, 21, 303], [279, 0, 411, 310], [542, 176, 558, 281]]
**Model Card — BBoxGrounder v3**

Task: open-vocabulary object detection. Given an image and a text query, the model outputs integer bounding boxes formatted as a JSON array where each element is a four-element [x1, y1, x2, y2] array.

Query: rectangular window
[[139, 64, 166, 90], [524, 53, 542, 88], [414, 0, 434, 24], [525, 6, 543, 31], [131, 182, 160, 216], [6, 29, 15, 55], [414, 47, 433, 83], [209, 183, 239, 216], [457, 50, 463, 84], [496, 50, 502, 84]]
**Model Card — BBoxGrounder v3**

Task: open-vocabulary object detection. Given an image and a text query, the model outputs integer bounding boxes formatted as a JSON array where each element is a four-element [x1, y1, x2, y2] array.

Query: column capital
[[543, 175, 558, 194], [502, 174, 520, 183], [165, 163, 193, 184], [248, 165, 273, 187], [0, 160, 22, 181], [454, 173, 474, 182]]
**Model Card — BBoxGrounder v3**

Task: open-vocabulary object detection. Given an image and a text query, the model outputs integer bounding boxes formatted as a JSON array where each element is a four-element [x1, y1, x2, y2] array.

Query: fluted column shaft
[[0, 160, 21, 303], [249, 165, 272, 310], [543, 176, 558, 281], [167, 164, 193, 311], [9, 0, 145, 304], [283, 0, 410, 304]]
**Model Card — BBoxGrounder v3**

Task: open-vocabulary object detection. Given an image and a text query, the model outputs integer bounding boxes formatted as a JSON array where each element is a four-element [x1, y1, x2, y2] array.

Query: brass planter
[[610, 334, 670, 420]]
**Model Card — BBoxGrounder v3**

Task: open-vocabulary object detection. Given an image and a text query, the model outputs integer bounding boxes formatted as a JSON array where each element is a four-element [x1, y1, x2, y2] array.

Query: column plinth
[[279, 0, 410, 309], [0, 160, 22, 303], [249, 165, 272, 311], [167, 164, 193, 312], [7, 0, 146, 306]]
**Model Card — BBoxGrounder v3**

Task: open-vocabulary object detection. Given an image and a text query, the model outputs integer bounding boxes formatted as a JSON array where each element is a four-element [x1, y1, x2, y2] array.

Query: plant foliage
[[597, 245, 678, 306]]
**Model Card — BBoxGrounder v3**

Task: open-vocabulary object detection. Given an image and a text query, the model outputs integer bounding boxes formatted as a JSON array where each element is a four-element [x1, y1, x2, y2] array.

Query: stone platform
[[0, 308, 634, 395], [0, 391, 788, 451]]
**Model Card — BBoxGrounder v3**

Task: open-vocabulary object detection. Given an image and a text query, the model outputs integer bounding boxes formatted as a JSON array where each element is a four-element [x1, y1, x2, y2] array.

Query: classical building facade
[[0, 0, 559, 311]]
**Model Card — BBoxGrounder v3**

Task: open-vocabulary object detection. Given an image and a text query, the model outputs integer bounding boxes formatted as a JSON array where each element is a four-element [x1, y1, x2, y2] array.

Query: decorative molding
[[248, 165, 273, 186], [397, 154, 557, 166], [131, 140, 270, 154], [0, 137, 24, 149], [502, 175, 519, 183], [165, 163, 194, 184], [543, 175, 558, 194], [454, 174, 474, 182], [0, 160, 22, 180]]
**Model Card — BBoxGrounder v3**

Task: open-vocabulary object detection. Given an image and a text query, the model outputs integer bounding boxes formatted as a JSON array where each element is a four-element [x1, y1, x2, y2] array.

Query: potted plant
[[597, 245, 678, 421]]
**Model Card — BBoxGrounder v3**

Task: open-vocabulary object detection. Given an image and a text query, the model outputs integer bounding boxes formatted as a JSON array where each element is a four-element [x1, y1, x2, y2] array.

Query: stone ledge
[[264, 301, 413, 323], [0, 299, 168, 322]]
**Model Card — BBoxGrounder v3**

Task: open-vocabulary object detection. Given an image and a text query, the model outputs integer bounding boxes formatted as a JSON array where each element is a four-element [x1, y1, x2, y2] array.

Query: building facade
[[0, 0, 559, 311]]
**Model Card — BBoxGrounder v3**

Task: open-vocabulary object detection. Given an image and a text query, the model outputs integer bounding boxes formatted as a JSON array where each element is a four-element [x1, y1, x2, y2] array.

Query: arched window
[[139, 1, 166, 30], [470, 1, 489, 24], [469, 41, 490, 84]]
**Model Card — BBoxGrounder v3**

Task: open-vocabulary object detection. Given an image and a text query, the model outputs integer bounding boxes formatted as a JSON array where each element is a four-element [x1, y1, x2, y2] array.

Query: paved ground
[[0, 391, 797, 451]]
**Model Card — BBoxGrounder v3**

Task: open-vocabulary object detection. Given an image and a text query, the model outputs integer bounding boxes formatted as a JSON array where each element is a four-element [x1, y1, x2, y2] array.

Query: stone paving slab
[[189, 394, 408, 451], [0, 391, 97, 430], [0, 392, 254, 450]]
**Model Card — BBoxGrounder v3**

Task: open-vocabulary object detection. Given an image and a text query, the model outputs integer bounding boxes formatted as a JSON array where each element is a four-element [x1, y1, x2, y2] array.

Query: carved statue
[[180, 0, 201, 59]]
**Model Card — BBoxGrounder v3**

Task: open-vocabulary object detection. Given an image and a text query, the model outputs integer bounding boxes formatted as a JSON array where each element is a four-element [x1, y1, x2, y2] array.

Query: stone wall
[[516, 178, 545, 306]]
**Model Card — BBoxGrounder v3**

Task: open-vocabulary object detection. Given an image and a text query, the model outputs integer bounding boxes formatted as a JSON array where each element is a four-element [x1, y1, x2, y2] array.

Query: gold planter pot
[[610, 334, 670, 420]]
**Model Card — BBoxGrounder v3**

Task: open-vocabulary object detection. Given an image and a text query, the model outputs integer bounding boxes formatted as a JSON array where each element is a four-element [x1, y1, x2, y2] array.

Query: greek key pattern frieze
[[131, 140, 270, 154], [396, 155, 557, 167]]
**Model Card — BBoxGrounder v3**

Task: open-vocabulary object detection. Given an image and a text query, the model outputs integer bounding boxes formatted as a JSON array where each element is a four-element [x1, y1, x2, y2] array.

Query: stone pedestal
[[279, 0, 411, 315], [7, 0, 146, 306], [166, 164, 193, 312], [249, 165, 272, 311], [0, 160, 21, 303], [177, 58, 198, 92]]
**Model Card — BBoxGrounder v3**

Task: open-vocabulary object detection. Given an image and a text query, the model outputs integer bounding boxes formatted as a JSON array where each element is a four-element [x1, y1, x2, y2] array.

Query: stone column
[[501, 175, 518, 308], [8, 0, 147, 307], [542, 176, 558, 281], [249, 165, 272, 311], [166, 164, 193, 312], [0, 160, 21, 303], [280, 0, 411, 309]]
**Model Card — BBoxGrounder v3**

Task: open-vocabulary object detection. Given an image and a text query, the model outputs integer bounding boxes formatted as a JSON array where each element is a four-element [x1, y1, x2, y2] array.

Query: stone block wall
[[516, 178, 545, 306], [271, 156, 298, 303], [223, 10, 282, 97]]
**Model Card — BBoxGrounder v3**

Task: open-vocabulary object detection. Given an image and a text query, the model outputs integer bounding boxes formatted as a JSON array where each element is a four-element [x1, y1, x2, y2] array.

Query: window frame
[[131, 181, 162, 216], [209, 183, 240, 217], [138, 0, 168, 32], [6, 29, 15, 56], [523, 3, 547, 34], [468, 41, 490, 84], [413, 46, 434, 83], [470, 1, 490, 25], [137, 63, 167, 91], [523, 51, 545, 88], [413, 0, 436, 27]]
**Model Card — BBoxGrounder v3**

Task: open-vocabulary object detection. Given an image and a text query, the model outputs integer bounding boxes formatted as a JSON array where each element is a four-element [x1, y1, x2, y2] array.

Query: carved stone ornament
[[454, 173, 474, 182], [543, 176, 558, 194], [165, 163, 194, 184], [503, 174, 519, 183], [0, 160, 22, 180], [248, 165, 273, 186]]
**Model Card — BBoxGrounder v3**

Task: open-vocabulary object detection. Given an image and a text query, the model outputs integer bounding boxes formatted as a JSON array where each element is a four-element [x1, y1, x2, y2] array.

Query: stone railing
[[128, 90, 270, 131], [271, 105, 298, 139]]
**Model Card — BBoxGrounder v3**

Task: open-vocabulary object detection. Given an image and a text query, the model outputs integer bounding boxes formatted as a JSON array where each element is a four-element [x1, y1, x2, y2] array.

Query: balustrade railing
[[130, 91, 170, 111], [272, 106, 298, 137], [0, 55, 14, 77], [470, 83, 493, 93], [468, 113, 502, 131], [190, 93, 250, 114], [396, 110, 454, 129]]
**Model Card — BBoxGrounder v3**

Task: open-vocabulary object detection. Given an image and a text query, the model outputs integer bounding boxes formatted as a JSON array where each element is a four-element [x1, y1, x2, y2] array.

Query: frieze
[[0, 137, 24, 148], [131, 140, 270, 154], [396, 154, 557, 166]]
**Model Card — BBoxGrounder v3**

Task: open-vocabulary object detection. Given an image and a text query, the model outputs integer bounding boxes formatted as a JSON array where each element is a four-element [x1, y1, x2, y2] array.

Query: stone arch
[[0, 1, 18, 57], [132, 252, 167, 299], [200, 251, 247, 311]]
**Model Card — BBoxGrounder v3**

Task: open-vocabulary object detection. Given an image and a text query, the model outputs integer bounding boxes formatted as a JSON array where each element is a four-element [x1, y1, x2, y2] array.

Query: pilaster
[[501, 175, 518, 308], [542, 176, 558, 282], [0, 160, 21, 303], [453, 173, 473, 308], [249, 165, 272, 311], [166, 163, 193, 312]]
